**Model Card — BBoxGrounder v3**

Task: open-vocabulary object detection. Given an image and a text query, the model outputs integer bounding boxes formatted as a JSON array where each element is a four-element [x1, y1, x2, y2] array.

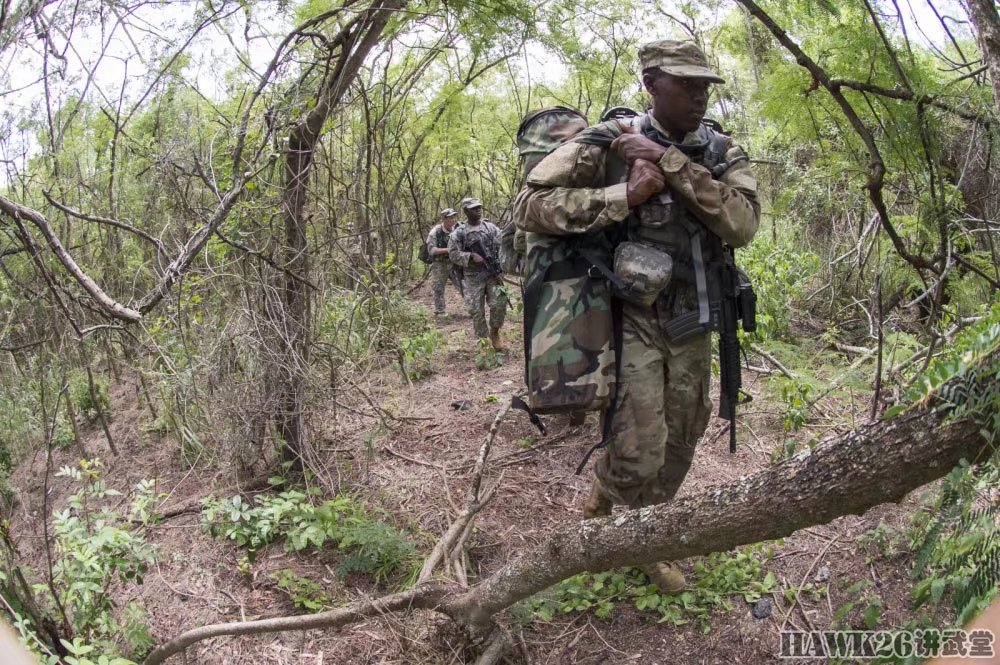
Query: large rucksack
[[513, 107, 622, 416], [498, 213, 521, 275]]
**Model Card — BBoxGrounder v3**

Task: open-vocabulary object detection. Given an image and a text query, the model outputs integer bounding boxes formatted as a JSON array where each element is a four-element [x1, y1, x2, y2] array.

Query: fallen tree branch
[[143, 582, 453, 665], [441, 353, 995, 627]]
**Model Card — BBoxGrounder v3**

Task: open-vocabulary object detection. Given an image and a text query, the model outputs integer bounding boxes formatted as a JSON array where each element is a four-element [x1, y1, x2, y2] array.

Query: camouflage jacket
[[425, 223, 453, 262], [448, 220, 502, 272], [512, 115, 759, 249], [513, 115, 760, 346]]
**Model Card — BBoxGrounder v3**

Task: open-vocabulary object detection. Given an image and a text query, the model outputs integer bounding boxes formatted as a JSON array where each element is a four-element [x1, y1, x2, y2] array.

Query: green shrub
[[740, 231, 820, 342], [474, 338, 502, 370], [69, 371, 110, 425], [201, 489, 416, 584], [400, 328, 445, 380], [526, 544, 778, 632], [272, 569, 331, 611], [1, 460, 156, 663], [48, 461, 157, 654], [317, 287, 429, 366]]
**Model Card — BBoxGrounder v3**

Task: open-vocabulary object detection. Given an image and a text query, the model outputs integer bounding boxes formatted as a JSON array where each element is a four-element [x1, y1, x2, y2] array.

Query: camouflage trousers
[[463, 273, 507, 339], [594, 321, 712, 508], [430, 261, 452, 314]]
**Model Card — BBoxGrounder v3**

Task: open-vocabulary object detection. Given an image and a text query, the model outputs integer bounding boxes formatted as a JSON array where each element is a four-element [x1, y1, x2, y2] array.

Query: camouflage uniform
[[426, 221, 455, 315], [448, 218, 507, 340], [513, 113, 759, 508]]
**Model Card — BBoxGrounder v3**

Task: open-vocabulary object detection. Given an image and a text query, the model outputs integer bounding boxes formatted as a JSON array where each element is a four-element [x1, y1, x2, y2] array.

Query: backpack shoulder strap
[[573, 119, 624, 149], [697, 122, 730, 170]]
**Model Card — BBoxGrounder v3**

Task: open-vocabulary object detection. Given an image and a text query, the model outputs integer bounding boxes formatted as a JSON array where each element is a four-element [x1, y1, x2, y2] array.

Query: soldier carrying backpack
[[448, 198, 508, 350], [424, 207, 461, 317], [512, 40, 760, 594]]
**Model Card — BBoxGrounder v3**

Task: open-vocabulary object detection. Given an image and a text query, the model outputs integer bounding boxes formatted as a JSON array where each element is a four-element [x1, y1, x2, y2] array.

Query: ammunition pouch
[[612, 241, 672, 308], [661, 309, 706, 345]]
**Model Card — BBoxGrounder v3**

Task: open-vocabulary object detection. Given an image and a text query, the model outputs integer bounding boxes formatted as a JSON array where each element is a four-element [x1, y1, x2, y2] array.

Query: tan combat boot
[[641, 562, 686, 595], [581, 480, 613, 519], [489, 328, 506, 351]]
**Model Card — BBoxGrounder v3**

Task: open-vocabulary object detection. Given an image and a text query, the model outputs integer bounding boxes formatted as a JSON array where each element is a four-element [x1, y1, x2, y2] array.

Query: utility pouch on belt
[[613, 241, 672, 308], [737, 268, 757, 333]]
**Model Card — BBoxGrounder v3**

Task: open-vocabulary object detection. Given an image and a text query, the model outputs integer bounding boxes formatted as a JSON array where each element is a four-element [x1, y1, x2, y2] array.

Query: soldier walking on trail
[[427, 208, 460, 317], [448, 198, 508, 350], [514, 41, 760, 593]]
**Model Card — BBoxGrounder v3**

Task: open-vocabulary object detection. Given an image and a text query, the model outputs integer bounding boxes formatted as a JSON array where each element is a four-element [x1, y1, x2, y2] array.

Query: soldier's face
[[443, 215, 457, 230], [644, 70, 710, 137], [465, 206, 482, 224]]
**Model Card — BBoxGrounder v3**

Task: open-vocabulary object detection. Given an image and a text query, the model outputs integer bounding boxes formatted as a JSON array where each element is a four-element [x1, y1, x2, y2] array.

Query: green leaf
[[882, 404, 907, 419]]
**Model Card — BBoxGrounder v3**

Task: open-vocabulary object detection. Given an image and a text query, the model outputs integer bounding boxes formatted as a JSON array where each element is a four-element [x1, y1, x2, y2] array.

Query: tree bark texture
[[0, 196, 141, 322], [272, 0, 404, 460], [967, 0, 1000, 121], [441, 356, 996, 626]]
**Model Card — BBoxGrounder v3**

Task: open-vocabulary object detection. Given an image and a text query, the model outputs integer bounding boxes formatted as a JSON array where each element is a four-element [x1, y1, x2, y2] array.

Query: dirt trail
[[6, 278, 930, 664]]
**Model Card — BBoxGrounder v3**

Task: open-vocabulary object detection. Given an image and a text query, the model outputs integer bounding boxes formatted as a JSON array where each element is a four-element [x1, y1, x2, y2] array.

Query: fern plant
[[899, 300, 1000, 628]]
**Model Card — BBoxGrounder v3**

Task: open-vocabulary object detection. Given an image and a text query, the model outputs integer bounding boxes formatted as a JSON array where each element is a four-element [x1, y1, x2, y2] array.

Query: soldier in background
[[426, 208, 459, 318], [448, 198, 507, 350]]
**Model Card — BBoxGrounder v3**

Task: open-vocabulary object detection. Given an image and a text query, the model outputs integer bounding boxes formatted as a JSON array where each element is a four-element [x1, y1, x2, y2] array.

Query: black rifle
[[468, 237, 503, 282], [449, 265, 465, 297], [715, 248, 756, 453]]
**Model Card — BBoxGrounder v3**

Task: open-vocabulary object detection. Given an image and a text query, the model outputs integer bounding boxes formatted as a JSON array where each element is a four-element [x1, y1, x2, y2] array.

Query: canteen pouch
[[612, 241, 673, 308]]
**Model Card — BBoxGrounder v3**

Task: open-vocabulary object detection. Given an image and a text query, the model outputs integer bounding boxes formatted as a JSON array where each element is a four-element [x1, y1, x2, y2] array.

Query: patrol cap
[[638, 40, 725, 84], [440, 208, 457, 217], [461, 197, 483, 210]]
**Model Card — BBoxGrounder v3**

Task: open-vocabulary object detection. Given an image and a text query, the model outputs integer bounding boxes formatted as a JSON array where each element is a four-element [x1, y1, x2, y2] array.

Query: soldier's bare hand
[[626, 159, 665, 208], [612, 134, 667, 165], [471, 253, 485, 264]]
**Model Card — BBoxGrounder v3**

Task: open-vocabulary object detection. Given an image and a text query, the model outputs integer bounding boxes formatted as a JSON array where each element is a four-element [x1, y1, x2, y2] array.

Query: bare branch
[[42, 191, 169, 260], [134, 177, 247, 314], [0, 195, 141, 322], [142, 583, 453, 665], [828, 77, 992, 126]]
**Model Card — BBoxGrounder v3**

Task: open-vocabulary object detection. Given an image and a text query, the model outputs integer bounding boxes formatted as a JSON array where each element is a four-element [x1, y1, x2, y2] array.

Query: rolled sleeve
[[658, 143, 760, 248], [513, 142, 629, 236]]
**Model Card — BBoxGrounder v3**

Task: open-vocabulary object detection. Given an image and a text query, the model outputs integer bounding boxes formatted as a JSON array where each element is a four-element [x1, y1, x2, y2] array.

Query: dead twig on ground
[[417, 398, 513, 585], [778, 535, 840, 632], [751, 344, 798, 379]]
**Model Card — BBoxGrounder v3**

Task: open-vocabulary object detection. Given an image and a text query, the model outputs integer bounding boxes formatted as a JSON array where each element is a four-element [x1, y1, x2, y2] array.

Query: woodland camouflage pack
[[515, 108, 621, 414], [516, 106, 589, 180]]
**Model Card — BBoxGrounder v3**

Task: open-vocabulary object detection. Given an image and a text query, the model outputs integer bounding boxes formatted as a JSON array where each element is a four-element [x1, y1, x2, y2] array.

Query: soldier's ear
[[641, 71, 655, 94]]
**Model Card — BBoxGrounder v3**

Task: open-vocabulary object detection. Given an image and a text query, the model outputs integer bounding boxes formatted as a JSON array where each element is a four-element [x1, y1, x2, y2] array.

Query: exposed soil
[[6, 279, 946, 664]]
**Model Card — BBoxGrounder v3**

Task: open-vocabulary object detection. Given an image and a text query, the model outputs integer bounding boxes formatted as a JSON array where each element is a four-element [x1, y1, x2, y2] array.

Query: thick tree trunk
[[275, 128, 314, 463], [967, 0, 1000, 120], [271, 0, 403, 461], [442, 395, 989, 626]]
